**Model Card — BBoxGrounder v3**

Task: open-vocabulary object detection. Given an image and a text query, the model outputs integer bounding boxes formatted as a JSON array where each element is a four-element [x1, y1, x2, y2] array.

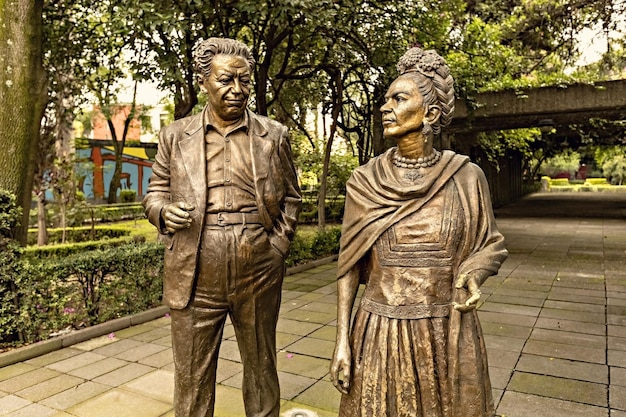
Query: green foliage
[[0, 189, 23, 345], [26, 226, 131, 246], [602, 154, 626, 185], [2, 242, 163, 348], [285, 226, 341, 267], [30, 202, 146, 228], [541, 150, 582, 178], [119, 189, 137, 203]]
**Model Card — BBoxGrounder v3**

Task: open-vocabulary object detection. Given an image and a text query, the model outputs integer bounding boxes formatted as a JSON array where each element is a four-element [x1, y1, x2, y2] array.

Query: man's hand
[[330, 341, 352, 395], [453, 273, 481, 312], [162, 202, 195, 234]]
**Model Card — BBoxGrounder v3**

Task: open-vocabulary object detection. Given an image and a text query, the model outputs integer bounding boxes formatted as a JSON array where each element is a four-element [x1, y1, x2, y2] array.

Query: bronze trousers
[[170, 224, 284, 417]]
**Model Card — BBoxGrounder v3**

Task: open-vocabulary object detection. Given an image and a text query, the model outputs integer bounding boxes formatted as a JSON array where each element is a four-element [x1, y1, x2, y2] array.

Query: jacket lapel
[[179, 113, 207, 210], [249, 112, 274, 181]]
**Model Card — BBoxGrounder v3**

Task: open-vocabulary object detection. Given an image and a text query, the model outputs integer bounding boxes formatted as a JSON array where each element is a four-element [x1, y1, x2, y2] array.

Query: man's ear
[[425, 105, 441, 125]]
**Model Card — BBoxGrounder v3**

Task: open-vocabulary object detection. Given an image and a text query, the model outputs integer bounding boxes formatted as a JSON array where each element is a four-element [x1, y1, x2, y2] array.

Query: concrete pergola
[[448, 79, 626, 146], [443, 79, 626, 205]]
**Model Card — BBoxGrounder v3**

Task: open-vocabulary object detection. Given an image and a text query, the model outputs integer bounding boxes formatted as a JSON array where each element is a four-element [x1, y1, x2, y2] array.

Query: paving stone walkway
[[0, 191, 625, 417]]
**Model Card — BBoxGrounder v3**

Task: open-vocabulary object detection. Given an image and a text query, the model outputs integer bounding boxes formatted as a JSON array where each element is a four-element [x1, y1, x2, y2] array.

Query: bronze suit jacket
[[143, 108, 302, 309]]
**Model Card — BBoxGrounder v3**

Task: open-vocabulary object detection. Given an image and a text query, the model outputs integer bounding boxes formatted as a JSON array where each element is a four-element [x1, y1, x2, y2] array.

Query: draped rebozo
[[336, 149, 508, 417]]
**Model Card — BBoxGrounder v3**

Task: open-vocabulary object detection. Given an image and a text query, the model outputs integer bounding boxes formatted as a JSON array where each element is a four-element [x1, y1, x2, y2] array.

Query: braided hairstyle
[[192, 37, 255, 81], [396, 47, 455, 138]]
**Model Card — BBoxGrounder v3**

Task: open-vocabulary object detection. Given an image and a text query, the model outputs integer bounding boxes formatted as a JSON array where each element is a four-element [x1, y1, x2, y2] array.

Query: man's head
[[192, 38, 256, 122]]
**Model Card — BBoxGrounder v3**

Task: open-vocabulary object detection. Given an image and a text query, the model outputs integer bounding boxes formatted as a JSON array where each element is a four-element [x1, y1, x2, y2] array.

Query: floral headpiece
[[396, 47, 447, 78]]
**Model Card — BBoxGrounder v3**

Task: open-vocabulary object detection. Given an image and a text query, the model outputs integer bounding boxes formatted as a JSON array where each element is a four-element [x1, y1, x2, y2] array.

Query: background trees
[[1, 0, 625, 239]]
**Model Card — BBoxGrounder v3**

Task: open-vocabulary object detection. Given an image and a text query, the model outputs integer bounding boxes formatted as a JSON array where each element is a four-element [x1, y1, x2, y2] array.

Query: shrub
[[2, 242, 164, 348], [26, 225, 131, 246], [286, 226, 341, 267], [0, 189, 23, 346], [120, 189, 137, 203]]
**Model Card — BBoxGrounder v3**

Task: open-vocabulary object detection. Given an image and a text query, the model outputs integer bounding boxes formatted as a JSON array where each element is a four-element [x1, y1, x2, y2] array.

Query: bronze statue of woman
[[330, 46, 508, 417]]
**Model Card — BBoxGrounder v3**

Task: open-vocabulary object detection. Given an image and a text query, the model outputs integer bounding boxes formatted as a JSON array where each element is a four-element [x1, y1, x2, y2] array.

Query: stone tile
[[67, 357, 128, 380], [489, 367, 512, 390], [4, 402, 58, 417], [39, 381, 109, 410], [523, 339, 606, 364], [285, 338, 335, 360], [277, 352, 330, 379], [308, 325, 336, 342], [611, 385, 626, 411], [610, 336, 626, 351], [479, 302, 541, 317], [46, 352, 108, 373], [609, 350, 626, 368], [0, 364, 37, 382], [609, 315, 626, 326], [277, 318, 324, 336], [539, 308, 606, 324], [92, 363, 154, 387], [486, 349, 520, 369], [508, 371, 607, 407], [612, 366, 626, 386], [544, 300, 606, 313], [608, 305, 626, 316], [25, 349, 81, 367], [0, 394, 31, 415], [138, 348, 174, 368], [152, 335, 172, 347], [478, 311, 537, 328], [128, 328, 171, 343], [299, 301, 337, 314], [482, 322, 533, 339], [483, 335, 527, 353], [72, 334, 119, 352], [486, 294, 545, 307], [609, 326, 626, 338], [611, 410, 626, 417], [66, 388, 172, 417], [218, 339, 241, 362], [530, 328, 606, 349], [114, 343, 168, 362], [277, 371, 317, 400], [213, 384, 245, 416], [285, 309, 337, 325], [292, 379, 341, 413], [215, 359, 242, 384], [502, 379, 608, 413], [280, 402, 337, 417], [91, 339, 144, 357], [114, 324, 153, 339], [548, 292, 606, 305], [517, 354, 608, 384], [123, 369, 174, 404], [16, 374, 85, 402], [536, 317, 606, 336], [276, 332, 303, 350], [0, 368, 60, 393]]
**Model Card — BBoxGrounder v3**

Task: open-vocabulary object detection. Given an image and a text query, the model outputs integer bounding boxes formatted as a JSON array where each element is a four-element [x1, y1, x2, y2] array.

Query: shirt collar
[[203, 106, 249, 135]]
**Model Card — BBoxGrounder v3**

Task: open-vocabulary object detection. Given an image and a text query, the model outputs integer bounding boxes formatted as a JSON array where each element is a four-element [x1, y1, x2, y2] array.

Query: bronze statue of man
[[143, 37, 302, 417]]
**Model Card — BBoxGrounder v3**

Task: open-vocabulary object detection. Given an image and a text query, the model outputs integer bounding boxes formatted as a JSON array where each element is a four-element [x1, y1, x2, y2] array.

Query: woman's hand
[[453, 272, 482, 312], [330, 340, 352, 395]]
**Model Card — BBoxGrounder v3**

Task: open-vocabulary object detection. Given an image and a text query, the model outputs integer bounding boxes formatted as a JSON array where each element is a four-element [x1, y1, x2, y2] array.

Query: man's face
[[200, 54, 251, 122], [380, 76, 426, 140]]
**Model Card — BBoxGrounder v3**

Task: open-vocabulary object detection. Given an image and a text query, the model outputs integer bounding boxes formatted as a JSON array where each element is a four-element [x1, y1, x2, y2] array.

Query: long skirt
[[338, 306, 494, 417]]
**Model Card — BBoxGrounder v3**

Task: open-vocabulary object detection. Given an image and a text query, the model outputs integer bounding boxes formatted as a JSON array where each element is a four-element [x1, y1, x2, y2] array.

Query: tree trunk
[[36, 191, 47, 246], [0, 0, 46, 244]]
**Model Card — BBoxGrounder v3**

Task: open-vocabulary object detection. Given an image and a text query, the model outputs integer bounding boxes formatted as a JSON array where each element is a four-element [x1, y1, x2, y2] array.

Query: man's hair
[[192, 37, 255, 79]]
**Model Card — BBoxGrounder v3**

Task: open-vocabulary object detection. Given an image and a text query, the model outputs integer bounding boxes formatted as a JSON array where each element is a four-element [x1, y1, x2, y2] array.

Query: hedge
[[1, 242, 164, 348]]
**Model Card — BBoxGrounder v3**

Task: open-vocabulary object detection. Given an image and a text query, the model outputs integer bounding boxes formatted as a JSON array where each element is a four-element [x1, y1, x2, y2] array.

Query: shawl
[[337, 148, 507, 278]]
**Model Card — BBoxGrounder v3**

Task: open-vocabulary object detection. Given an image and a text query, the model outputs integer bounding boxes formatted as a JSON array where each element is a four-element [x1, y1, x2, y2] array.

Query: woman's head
[[389, 47, 455, 139]]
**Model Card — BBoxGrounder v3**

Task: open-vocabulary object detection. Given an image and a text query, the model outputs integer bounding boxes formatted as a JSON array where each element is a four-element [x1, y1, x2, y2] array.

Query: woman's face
[[380, 77, 426, 139], [380, 76, 426, 140]]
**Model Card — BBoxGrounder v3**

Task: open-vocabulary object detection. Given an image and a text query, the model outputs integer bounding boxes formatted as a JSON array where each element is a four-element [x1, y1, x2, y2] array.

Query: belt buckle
[[217, 212, 226, 226]]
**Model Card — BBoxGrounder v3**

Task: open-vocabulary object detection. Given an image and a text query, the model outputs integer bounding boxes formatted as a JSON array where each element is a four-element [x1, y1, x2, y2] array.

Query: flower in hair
[[397, 47, 447, 77]]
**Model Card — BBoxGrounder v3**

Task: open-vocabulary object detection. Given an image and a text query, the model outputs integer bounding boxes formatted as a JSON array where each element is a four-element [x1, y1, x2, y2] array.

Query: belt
[[204, 212, 262, 226], [360, 297, 451, 320]]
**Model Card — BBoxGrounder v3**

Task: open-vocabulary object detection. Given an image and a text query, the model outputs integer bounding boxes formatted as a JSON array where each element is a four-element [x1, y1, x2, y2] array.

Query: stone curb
[[0, 255, 339, 368]]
